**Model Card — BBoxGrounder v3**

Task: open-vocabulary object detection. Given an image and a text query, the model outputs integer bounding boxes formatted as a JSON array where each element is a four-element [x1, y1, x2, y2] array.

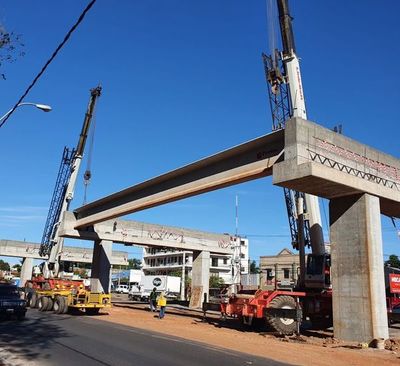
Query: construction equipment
[[25, 86, 111, 314], [220, 0, 332, 334], [40, 86, 102, 278]]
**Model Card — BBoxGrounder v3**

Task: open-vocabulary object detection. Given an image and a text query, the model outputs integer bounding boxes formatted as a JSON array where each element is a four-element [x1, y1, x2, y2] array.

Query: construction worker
[[157, 292, 167, 319], [149, 287, 157, 312]]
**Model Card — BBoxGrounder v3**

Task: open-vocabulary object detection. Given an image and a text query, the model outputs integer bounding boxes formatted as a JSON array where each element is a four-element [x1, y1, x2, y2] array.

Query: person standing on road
[[149, 287, 157, 312], [157, 292, 167, 319]]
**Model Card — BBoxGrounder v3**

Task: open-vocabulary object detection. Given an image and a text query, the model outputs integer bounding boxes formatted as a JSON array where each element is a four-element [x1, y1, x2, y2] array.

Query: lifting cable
[[391, 217, 400, 239], [82, 97, 98, 205]]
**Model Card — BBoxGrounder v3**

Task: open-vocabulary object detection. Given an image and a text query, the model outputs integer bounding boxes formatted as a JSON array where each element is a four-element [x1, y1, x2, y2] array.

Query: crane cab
[[305, 254, 331, 289]]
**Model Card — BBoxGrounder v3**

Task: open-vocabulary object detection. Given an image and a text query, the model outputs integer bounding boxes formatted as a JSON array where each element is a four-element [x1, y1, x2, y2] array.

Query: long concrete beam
[[0, 239, 128, 266], [59, 211, 233, 255], [73, 130, 285, 228]]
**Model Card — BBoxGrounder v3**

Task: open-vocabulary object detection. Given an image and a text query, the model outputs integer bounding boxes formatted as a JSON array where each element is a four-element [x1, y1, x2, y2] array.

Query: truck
[[129, 275, 181, 301], [24, 86, 111, 315], [220, 0, 333, 334], [386, 266, 400, 324]]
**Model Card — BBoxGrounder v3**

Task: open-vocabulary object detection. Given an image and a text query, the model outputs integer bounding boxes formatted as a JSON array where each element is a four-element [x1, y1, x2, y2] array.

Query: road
[[0, 309, 290, 366]]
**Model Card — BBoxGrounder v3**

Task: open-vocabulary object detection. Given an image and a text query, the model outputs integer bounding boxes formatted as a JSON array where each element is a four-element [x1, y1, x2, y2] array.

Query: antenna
[[235, 194, 239, 237]]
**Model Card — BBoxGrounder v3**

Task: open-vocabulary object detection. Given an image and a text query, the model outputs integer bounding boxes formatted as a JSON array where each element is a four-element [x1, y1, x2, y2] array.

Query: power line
[[0, 0, 97, 129]]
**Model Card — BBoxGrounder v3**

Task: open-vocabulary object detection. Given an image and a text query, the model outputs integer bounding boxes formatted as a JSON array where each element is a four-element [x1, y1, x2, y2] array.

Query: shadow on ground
[[0, 310, 69, 366]]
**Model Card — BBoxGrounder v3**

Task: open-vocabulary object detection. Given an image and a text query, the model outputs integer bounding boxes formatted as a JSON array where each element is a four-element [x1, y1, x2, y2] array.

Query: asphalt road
[[0, 309, 291, 366]]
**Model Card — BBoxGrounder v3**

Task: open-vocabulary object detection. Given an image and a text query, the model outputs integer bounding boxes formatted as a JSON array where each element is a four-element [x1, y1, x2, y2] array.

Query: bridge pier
[[190, 250, 210, 308], [330, 193, 388, 343], [20, 257, 33, 287], [90, 240, 112, 294]]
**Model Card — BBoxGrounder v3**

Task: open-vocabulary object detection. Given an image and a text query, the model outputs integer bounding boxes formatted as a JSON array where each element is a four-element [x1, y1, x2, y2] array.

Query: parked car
[[115, 285, 129, 294], [0, 283, 27, 320], [388, 303, 400, 325]]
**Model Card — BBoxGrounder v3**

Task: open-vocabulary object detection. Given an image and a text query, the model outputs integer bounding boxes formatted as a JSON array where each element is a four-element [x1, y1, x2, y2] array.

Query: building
[[259, 245, 330, 289], [142, 237, 249, 285]]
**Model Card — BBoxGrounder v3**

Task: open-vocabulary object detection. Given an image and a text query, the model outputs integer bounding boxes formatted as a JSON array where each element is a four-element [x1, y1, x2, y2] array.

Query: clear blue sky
[[0, 0, 399, 266]]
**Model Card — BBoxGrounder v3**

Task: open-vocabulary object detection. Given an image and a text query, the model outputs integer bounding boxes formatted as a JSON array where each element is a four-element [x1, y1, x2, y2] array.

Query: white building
[[142, 237, 249, 285]]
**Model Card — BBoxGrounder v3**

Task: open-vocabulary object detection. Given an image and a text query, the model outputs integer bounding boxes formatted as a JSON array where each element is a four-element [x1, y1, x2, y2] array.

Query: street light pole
[[0, 102, 52, 125]]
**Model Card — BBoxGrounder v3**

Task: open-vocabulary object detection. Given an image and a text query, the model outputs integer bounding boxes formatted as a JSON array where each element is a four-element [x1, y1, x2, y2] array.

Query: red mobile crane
[[220, 0, 332, 334]]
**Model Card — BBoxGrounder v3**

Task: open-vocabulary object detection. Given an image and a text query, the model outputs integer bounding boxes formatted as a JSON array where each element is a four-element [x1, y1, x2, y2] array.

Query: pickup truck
[[0, 283, 27, 320]]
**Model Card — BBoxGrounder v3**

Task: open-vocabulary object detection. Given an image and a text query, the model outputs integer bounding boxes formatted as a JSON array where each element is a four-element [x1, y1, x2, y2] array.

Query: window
[[283, 268, 290, 279], [240, 253, 245, 259], [266, 268, 274, 279], [241, 240, 245, 246], [211, 258, 218, 267], [223, 258, 228, 265]]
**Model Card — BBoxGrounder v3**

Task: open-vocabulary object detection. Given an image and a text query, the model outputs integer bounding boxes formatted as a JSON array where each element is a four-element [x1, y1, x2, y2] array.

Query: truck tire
[[38, 296, 49, 312], [30, 292, 39, 309], [54, 296, 66, 314], [45, 297, 54, 311], [266, 295, 297, 335]]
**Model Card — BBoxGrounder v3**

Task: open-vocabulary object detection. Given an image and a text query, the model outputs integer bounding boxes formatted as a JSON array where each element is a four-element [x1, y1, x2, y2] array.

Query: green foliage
[[127, 258, 141, 269], [168, 269, 182, 277], [0, 25, 25, 80], [249, 260, 260, 274], [0, 259, 10, 271], [12, 264, 21, 273], [209, 275, 224, 288], [385, 254, 400, 269]]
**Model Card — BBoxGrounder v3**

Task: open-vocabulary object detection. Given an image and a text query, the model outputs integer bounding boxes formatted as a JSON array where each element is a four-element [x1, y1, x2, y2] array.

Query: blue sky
[[0, 0, 399, 266]]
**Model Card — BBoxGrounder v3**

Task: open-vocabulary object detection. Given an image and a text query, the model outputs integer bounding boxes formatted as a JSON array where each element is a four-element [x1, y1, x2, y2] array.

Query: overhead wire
[[0, 0, 97, 129]]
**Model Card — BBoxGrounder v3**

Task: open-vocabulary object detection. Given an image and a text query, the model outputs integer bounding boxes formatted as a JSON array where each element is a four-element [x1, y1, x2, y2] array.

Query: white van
[[115, 285, 129, 294]]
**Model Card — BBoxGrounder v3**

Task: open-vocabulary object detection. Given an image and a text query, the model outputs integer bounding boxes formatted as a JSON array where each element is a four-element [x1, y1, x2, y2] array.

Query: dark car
[[389, 304, 400, 325], [0, 283, 27, 320]]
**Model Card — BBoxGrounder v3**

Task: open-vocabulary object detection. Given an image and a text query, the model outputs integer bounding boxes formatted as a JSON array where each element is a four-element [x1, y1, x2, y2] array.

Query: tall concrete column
[[90, 240, 112, 294], [330, 193, 388, 343], [190, 250, 210, 308], [20, 257, 33, 287]]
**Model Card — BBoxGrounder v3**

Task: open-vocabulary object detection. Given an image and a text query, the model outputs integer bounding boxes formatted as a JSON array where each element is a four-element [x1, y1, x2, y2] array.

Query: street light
[[0, 102, 52, 123]]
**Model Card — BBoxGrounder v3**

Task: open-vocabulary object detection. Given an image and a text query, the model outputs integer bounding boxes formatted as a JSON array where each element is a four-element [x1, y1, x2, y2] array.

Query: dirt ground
[[96, 299, 400, 366]]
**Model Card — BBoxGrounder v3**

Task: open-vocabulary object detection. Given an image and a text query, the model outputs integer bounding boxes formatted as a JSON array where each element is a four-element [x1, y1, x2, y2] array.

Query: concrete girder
[[73, 130, 285, 228], [273, 118, 400, 218], [59, 211, 233, 255], [0, 239, 128, 266]]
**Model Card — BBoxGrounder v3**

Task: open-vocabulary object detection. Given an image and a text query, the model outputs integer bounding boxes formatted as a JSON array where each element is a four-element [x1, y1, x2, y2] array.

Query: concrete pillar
[[330, 193, 388, 343], [90, 240, 112, 294], [190, 250, 210, 308], [20, 257, 33, 287], [180, 252, 186, 301]]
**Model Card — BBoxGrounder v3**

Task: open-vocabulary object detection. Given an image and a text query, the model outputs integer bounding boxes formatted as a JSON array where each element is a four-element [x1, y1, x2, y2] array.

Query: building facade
[[142, 237, 249, 285], [259, 245, 330, 289]]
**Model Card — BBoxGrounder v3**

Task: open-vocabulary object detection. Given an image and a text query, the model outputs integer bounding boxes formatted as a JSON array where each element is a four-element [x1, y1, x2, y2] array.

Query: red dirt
[[95, 303, 400, 366]]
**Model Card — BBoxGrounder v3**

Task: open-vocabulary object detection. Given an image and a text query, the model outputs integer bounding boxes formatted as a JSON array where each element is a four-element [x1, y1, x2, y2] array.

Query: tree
[[385, 254, 400, 269], [12, 264, 21, 273], [0, 259, 10, 271], [127, 258, 141, 269], [209, 275, 224, 288], [249, 260, 260, 274], [0, 25, 25, 80]]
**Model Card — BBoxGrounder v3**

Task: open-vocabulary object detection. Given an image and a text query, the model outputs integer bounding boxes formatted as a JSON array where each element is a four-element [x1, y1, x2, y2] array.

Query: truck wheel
[[54, 296, 65, 314], [86, 308, 100, 316], [46, 297, 54, 311], [30, 292, 39, 309], [266, 295, 297, 335], [62, 297, 69, 314], [38, 296, 49, 312]]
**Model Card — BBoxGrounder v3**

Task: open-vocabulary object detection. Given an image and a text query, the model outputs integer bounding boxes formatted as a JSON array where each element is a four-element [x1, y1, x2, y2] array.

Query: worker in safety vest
[[157, 292, 167, 319]]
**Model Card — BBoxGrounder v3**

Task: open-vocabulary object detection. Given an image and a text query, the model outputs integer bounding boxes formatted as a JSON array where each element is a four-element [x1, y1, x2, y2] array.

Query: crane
[[39, 86, 102, 279], [263, 0, 327, 288]]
